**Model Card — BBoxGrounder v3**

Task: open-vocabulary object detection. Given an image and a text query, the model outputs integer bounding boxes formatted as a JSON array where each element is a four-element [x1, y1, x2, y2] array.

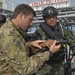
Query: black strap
[[40, 22, 63, 40], [40, 22, 54, 39]]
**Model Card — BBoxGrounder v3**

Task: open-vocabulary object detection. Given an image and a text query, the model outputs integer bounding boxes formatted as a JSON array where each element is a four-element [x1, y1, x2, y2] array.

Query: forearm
[[23, 51, 50, 74], [6, 44, 50, 75], [9, 52, 50, 75]]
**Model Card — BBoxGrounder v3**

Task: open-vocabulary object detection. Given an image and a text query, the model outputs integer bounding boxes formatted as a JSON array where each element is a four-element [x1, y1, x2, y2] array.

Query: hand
[[49, 40, 61, 53], [32, 40, 55, 54], [45, 40, 54, 48], [36, 39, 54, 48], [29, 40, 46, 49]]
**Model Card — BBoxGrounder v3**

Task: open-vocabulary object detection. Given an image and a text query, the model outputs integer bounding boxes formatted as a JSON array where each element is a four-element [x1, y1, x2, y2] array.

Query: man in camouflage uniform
[[31, 6, 75, 75], [0, 4, 61, 75]]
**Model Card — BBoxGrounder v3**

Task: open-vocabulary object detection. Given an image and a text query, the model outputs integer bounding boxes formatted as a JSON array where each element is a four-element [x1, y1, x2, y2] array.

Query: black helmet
[[42, 6, 58, 19]]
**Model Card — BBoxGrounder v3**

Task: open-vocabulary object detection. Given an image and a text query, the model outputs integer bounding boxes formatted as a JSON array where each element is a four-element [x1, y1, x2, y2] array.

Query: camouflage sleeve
[[30, 27, 47, 54], [64, 28, 75, 46], [1, 30, 50, 75], [31, 27, 45, 41]]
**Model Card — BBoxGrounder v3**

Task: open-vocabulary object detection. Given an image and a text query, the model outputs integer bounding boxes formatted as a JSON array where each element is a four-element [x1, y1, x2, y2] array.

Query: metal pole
[[64, 44, 71, 75]]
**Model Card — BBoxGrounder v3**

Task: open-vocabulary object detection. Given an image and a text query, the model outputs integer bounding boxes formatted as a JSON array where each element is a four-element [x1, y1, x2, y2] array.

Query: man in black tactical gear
[[30, 6, 64, 75], [31, 6, 75, 75]]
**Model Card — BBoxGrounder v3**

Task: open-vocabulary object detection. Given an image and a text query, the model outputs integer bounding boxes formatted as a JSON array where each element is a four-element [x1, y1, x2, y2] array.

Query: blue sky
[[71, 0, 75, 6], [15, 0, 44, 4], [13, 0, 44, 7], [6, 0, 44, 10]]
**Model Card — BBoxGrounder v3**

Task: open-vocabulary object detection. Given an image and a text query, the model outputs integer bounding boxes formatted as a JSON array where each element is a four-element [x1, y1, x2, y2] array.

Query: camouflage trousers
[[36, 61, 64, 75]]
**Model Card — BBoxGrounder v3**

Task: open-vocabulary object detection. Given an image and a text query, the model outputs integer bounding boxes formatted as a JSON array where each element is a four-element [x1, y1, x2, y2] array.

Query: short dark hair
[[12, 4, 36, 19]]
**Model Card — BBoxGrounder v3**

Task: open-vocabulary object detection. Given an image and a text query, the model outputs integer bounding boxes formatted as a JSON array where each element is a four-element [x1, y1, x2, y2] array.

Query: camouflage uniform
[[31, 23, 75, 75], [0, 20, 51, 75]]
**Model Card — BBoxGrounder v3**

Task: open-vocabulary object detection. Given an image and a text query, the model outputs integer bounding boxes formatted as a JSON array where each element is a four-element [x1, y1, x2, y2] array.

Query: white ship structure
[[29, 0, 71, 11], [0, 0, 13, 17]]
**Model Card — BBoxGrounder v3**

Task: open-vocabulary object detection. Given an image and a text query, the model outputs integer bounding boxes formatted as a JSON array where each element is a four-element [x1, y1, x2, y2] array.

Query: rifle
[[56, 39, 67, 45]]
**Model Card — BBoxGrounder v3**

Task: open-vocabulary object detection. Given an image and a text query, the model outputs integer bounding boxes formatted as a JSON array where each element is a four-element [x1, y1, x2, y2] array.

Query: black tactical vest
[[40, 22, 65, 64]]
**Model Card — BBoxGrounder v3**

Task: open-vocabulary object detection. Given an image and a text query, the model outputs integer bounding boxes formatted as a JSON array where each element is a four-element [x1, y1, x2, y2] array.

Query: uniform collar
[[10, 20, 26, 38]]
